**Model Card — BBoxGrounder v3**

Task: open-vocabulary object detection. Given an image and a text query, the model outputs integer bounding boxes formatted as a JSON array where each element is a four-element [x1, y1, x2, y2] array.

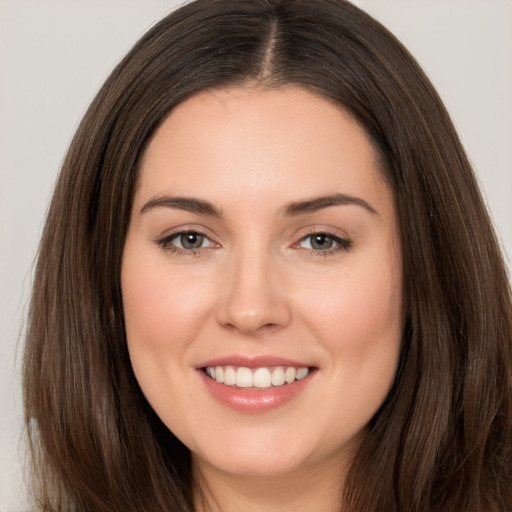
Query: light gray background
[[1, 1, 511, 510]]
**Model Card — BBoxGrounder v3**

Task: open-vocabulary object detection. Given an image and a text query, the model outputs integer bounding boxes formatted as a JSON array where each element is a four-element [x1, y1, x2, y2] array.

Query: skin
[[122, 85, 404, 512]]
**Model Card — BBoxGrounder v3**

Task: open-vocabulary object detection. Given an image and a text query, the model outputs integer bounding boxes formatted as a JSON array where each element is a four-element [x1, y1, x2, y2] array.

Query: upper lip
[[197, 355, 312, 369]]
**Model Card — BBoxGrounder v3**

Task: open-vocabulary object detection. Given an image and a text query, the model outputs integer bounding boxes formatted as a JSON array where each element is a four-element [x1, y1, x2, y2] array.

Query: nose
[[216, 247, 292, 335]]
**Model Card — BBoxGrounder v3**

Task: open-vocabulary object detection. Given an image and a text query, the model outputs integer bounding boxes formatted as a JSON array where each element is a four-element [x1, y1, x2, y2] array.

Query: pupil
[[312, 234, 333, 250], [181, 233, 203, 249]]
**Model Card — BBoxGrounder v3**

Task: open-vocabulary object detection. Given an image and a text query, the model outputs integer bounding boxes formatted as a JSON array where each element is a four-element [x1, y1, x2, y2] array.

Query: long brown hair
[[23, 1, 512, 511]]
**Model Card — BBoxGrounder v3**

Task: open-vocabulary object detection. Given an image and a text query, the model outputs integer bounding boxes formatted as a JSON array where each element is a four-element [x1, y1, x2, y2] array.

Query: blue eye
[[299, 233, 351, 252]]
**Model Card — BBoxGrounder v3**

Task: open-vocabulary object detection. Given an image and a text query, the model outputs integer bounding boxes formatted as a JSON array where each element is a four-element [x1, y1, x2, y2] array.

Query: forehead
[[136, 85, 393, 215]]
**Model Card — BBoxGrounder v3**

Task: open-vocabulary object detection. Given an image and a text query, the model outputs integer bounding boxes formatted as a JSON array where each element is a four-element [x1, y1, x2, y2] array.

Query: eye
[[158, 230, 215, 252], [298, 232, 351, 252], [176, 232, 209, 250]]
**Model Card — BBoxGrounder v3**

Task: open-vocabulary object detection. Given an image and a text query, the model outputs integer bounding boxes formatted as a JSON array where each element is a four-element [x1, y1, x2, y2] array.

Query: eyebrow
[[140, 196, 222, 217], [282, 193, 378, 216], [139, 192, 377, 218]]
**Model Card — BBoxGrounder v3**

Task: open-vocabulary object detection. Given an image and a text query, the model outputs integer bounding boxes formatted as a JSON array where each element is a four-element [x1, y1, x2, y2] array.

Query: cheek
[[298, 250, 403, 380], [120, 247, 218, 401], [122, 258, 209, 348], [331, 272, 400, 344], [121, 248, 219, 427], [297, 255, 403, 437]]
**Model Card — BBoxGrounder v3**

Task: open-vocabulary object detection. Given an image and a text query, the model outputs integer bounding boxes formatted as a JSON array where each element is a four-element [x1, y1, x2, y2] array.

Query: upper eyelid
[[294, 226, 351, 241], [299, 231, 346, 241], [159, 229, 216, 245], [156, 225, 217, 241]]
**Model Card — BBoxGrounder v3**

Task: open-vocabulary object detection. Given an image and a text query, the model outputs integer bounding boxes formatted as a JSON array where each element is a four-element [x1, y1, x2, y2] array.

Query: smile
[[204, 365, 310, 388], [198, 358, 317, 412]]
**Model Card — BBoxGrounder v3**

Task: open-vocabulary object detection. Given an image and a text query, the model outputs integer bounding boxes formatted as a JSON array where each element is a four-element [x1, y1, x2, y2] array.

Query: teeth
[[271, 367, 286, 386], [296, 367, 309, 380], [236, 367, 253, 387], [206, 365, 310, 388], [253, 368, 272, 388], [285, 367, 296, 383], [224, 366, 236, 385]]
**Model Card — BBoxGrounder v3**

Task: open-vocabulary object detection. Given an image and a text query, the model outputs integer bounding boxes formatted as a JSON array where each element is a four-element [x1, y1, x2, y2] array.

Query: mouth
[[197, 357, 317, 413], [202, 365, 313, 389]]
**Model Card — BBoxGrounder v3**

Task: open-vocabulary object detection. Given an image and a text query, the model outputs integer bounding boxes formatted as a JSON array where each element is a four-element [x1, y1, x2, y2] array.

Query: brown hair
[[23, 1, 512, 511]]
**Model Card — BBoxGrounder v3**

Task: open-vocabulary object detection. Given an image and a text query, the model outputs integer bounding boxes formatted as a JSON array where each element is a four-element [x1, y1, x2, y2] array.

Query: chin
[[191, 433, 335, 479], [198, 452, 308, 478]]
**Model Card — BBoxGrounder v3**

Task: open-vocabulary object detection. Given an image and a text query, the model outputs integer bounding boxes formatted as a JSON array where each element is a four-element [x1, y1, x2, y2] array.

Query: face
[[122, 86, 403, 481]]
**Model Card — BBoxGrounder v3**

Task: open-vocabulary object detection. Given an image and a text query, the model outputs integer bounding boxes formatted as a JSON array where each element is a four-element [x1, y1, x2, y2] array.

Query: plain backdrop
[[1, 1, 511, 510]]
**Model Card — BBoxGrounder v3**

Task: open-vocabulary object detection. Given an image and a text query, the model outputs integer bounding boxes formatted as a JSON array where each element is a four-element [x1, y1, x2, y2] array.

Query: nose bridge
[[217, 238, 291, 334]]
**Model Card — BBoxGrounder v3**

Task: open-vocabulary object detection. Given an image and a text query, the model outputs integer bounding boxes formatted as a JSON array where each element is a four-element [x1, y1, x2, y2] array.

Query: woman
[[23, 1, 512, 511]]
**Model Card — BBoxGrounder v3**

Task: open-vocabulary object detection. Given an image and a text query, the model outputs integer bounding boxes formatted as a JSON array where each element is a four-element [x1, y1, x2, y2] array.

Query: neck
[[192, 455, 349, 512]]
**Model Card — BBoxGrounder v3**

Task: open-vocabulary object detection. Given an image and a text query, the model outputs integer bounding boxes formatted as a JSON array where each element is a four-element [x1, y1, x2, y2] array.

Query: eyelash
[[156, 230, 352, 256]]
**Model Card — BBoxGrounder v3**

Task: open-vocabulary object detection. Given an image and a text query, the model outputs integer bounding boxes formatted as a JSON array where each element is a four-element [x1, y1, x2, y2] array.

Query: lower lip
[[198, 370, 314, 413]]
